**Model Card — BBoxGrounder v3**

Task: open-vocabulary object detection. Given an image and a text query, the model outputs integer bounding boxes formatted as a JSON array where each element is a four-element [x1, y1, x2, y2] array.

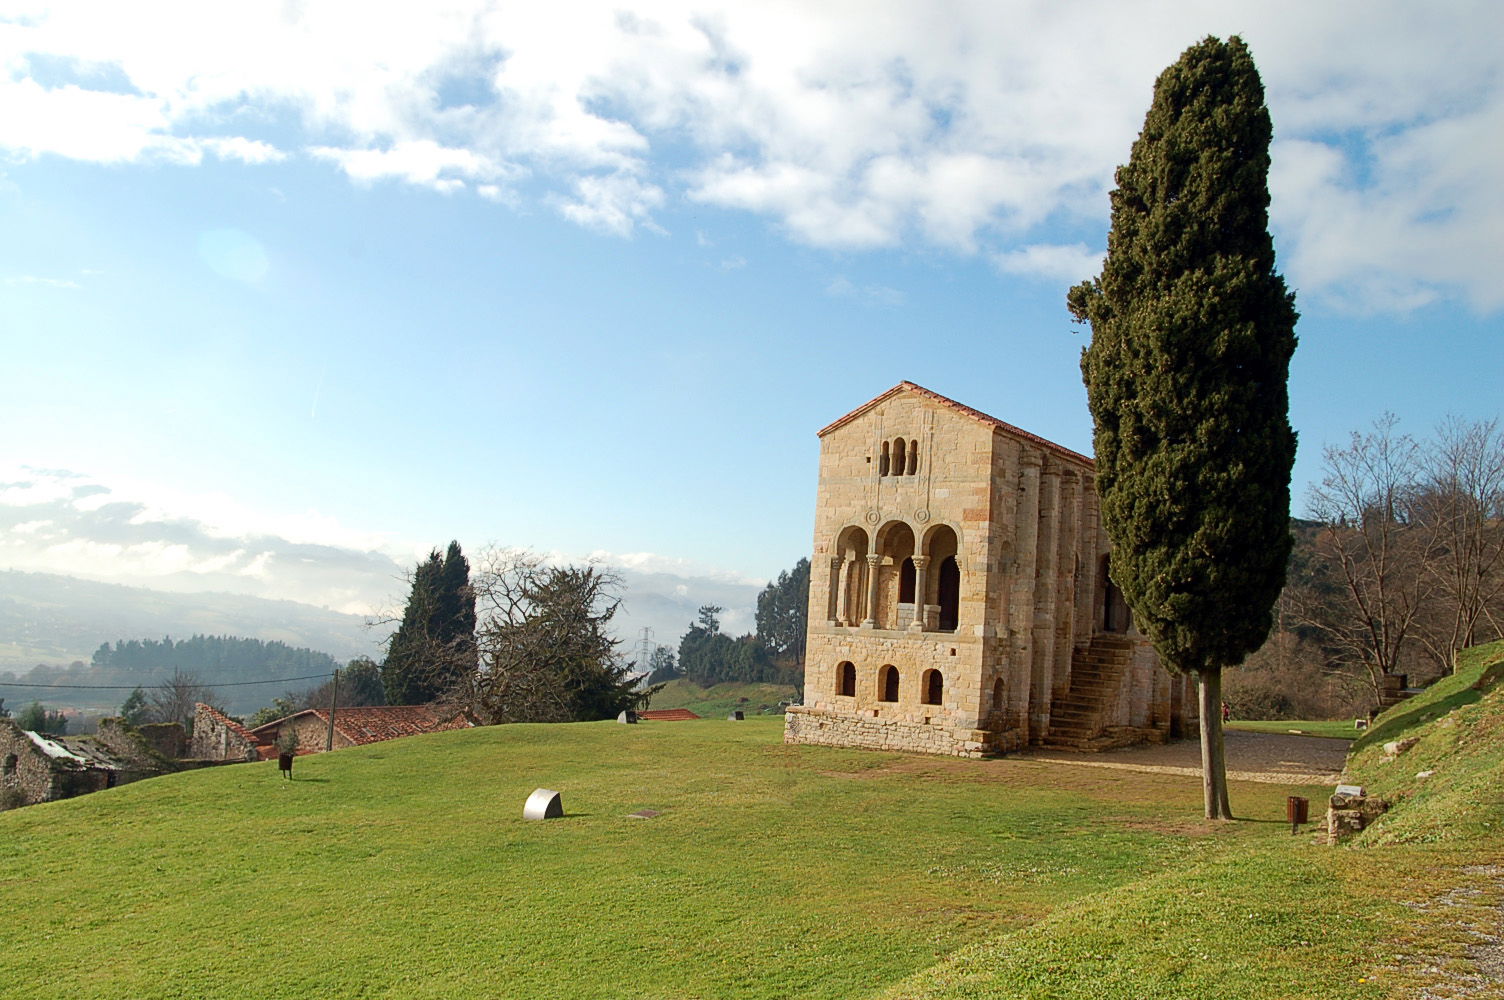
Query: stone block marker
[[617, 710, 638, 724], [728, 710, 745, 721], [523, 788, 563, 820], [1325, 784, 1389, 843]]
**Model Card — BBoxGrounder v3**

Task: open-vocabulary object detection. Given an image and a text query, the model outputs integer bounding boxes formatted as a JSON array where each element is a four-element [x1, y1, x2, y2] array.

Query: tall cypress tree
[[435, 541, 478, 690], [382, 541, 476, 704], [1068, 36, 1298, 819]]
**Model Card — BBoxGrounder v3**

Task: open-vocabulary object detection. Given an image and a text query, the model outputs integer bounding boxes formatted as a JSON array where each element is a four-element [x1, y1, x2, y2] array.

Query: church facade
[[784, 382, 1197, 758]]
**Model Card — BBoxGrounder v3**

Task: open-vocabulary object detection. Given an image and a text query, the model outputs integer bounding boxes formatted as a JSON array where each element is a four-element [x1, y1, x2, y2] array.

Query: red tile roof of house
[[249, 705, 477, 747], [638, 708, 701, 721], [818, 381, 1093, 466]]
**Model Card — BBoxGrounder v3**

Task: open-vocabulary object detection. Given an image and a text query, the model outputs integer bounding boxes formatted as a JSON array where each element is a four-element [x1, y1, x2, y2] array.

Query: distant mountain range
[[0, 568, 760, 715]]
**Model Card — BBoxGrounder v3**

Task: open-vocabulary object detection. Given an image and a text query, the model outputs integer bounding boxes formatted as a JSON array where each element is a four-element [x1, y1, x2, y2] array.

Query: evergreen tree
[[755, 558, 810, 680], [645, 646, 680, 685], [1068, 36, 1297, 820], [118, 687, 149, 726], [16, 701, 68, 735], [382, 541, 476, 704]]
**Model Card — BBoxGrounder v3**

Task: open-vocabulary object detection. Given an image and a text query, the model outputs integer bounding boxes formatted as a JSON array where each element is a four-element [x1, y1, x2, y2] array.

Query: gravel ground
[[1021, 729, 1350, 785]]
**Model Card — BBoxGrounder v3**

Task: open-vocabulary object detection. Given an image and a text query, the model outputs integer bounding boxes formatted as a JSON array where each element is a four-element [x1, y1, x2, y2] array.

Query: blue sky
[[1, 0, 1501, 626]]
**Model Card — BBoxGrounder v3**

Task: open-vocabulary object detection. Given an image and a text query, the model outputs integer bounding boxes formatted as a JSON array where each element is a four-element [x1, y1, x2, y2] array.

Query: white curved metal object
[[523, 787, 563, 820]]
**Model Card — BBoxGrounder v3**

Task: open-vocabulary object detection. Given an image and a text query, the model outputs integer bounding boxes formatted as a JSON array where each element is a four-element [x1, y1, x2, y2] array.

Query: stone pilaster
[[1030, 461, 1060, 743], [1009, 451, 1042, 736]]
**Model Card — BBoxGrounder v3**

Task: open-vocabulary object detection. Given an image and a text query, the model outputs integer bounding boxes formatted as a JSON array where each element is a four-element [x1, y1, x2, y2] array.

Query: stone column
[[1074, 473, 1098, 643], [1031, 462, 1060, 743], [827, 556, 842, 626], [860, 553, 882, 628], [1009, 452, 1042, 736], [1053, 471, 1079, 703], [909, 556, 930, 630], [837, 556, 855, 626]]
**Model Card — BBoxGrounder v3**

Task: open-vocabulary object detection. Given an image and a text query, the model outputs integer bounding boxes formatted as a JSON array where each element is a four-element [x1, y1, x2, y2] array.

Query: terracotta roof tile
[[638, 708, 701, 721], [248, 705, 476, 748], [195, 702, 267, 746]]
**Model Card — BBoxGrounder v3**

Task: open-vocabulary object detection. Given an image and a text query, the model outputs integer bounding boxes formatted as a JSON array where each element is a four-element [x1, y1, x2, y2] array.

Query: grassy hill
[[646, 678, 798, 718], [4, 653, 1502, 999]]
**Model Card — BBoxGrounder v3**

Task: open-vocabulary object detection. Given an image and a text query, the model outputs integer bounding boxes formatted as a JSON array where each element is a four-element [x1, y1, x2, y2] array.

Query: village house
[[784, 382, 1198, 758], [0, 717, 177, 808], [236, 704, 478, 757]]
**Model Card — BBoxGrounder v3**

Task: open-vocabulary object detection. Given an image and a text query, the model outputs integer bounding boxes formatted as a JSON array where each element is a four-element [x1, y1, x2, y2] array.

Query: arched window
[[1101, 554, 1126, 632], [2, 753, 16, 775], [893, 438, 906, 477], [832, 526, 871, 625], [921, 669, 943, 705], [898, 557, 916, 604], [836, 661, 856, 697], [991, 678, 1005, 714], [937, 556, 960, 632], [880, 441, 890, 476], [878, 665, 900, 702], [907, 439, 919, 475]]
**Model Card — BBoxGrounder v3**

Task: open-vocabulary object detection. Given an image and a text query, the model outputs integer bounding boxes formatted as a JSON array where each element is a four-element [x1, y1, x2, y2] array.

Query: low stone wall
[[784, 705, 987, 758]]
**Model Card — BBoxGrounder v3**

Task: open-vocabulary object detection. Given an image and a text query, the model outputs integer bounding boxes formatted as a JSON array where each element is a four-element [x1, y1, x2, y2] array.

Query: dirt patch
[[1389, 864, 1504, 999], [1020, 730, 1349, 786], [1112, 816, 1222, 837]]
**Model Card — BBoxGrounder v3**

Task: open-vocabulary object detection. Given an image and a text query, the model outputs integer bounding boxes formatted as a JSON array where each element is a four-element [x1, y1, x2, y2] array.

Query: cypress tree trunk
[[1195, 669, 1232, 819]]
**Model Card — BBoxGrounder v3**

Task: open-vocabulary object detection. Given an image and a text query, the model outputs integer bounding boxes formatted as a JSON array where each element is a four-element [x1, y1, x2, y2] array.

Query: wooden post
[[325, 669, 339, 752]]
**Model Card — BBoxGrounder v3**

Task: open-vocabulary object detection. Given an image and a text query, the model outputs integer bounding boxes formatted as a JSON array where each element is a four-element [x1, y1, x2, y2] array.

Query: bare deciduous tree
[[147, 668, 219, 732], [465, 549, 656, 724], [1412, 417, 1504, 672], [1301, 415, 1437, 702]]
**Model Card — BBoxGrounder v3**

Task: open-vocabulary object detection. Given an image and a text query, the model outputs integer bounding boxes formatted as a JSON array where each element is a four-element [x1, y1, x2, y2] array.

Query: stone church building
[[784, 382, 1197, 758]]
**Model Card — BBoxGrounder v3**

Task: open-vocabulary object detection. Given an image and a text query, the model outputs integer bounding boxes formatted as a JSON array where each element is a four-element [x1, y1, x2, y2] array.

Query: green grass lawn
[[3, 715, 1323, 1000], [5, 678, 1501, 1000], [1228, 719, 1359, 739], [647, 678, 797, 718]]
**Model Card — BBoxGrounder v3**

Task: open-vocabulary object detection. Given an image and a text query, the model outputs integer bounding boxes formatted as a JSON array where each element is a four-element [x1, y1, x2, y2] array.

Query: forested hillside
[[0, 634, 346, 716]]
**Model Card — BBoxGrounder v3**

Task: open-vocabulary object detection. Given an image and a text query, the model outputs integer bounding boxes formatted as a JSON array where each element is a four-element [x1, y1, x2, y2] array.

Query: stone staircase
[[1044, 635, 1135, 750]]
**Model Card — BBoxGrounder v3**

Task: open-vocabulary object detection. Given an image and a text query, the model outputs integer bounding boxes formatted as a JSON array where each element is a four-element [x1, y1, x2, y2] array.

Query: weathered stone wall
[[277, 713, 353, 753], [784, 705, 987, 758], [1, 720, 57, 807], [136, 722, 187, 759], [189, 705, 258, 762]]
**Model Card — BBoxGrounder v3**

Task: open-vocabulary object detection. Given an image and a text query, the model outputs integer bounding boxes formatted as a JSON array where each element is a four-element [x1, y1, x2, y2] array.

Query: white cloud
[[555, 171, 665, 235], [826, 275, 904, 307], [310, 139, 509, 194], [1, 0, 1500, 310], [582, 548, 764, 587], [3, 274, 81, 289], [0, 465, 411, 613], [993, 243, 1102, 285]]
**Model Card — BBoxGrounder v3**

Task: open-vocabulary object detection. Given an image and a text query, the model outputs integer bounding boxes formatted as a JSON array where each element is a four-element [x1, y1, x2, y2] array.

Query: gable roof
[[818, 381, 1093, 466], [249, 705, 476, 747], [195, 703, 263, 746]]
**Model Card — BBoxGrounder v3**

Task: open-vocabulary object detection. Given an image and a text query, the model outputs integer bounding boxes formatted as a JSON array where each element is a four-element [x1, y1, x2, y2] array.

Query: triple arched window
[[829, 662, 946, 712], [879, 438, 920, 477]]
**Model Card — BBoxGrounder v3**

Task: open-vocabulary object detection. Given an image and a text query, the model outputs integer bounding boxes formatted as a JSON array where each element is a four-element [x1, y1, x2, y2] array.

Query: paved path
[[1021, 729, 1350, 785]]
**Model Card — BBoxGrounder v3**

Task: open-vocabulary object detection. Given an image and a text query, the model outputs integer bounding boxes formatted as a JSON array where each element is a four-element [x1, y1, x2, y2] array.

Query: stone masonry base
[[784, 705, 987, 758]]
